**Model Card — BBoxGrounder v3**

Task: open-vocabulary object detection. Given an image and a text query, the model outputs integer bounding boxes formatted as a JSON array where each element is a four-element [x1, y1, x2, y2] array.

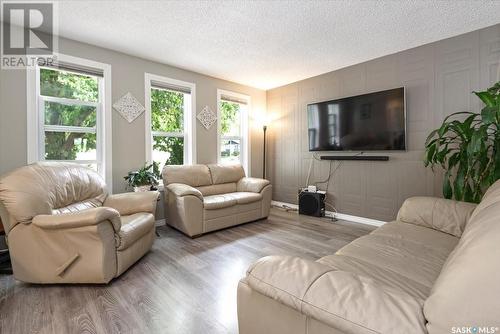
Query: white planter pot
[[134, 185, 151, 192]]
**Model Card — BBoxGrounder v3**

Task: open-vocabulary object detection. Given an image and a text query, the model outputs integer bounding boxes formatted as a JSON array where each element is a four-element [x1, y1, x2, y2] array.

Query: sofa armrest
[[32, 207, 121, 232], [166, 183, 203, 200], [104, 191, 160, 216], [397, 196, 477, 237], [245, 256, 426, 334], [237, 177, 270, 193]]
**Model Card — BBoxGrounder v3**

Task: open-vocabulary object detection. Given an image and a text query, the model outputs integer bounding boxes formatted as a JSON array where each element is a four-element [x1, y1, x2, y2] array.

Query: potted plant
[[124, 162, 161, 192], [424, 81, 500, 203]]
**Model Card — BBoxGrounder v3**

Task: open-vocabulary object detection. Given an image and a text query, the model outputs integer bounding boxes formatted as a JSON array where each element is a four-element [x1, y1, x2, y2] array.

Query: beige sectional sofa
[[238, 180, 500, 334], [0, 162, 159, 284], [162, 164, 272, 237]]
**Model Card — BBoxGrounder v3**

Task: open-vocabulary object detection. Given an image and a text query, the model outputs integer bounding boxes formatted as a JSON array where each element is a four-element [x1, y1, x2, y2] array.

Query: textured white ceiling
[[56, 0, 500, 90]]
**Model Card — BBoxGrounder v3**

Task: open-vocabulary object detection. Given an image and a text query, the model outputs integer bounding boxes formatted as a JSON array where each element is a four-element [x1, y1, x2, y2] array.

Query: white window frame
[[217, 89, 251, 175], [26, 53, 113, 191], [144, 73, 196, 166]]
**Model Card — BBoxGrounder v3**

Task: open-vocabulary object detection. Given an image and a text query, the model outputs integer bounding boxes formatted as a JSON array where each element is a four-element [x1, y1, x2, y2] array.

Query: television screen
[[307, 87, 405, 151]]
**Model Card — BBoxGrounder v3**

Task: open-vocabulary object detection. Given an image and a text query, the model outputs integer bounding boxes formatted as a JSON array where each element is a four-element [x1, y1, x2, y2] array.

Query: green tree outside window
[[40, 68, 98, 161], [151, 88, 185, 165]]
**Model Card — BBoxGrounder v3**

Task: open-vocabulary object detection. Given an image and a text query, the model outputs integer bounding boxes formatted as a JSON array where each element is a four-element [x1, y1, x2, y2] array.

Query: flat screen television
[[307, 87, 406, 151]]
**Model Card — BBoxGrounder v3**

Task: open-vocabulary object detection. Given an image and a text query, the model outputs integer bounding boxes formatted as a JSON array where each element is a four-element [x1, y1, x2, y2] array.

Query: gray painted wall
[[0, 35, 266, 193], [266, 24, 500, 222]]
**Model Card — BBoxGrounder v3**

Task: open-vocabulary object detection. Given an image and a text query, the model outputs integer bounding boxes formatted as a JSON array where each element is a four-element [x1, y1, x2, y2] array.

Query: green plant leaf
[[426, 81, 500, 203], [468, 131, 483, 156], [425, 129, 438, 145], [474, 91, 496, 107], [463, 183, 474, 202], [443, 172, 453, 199], [447, 152, 460, 170], [425, 143, 436, 165], [453, 166, 466, 201], [481, 106, 496, 124]]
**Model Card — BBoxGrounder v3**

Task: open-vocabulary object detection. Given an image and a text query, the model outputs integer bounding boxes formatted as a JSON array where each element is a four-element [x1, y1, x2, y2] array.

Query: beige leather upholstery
[[163, 164, 271, 237], [162, 164, 212, 187], [238, 180, 500, 334], [0, 162, 159, 284], [424, 180, 500, 334], [208, 164, 245, 184], [397, 196, 477, 237]]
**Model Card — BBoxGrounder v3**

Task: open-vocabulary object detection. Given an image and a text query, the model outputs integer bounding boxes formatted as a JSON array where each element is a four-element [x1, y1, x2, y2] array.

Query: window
[[27, 54, 112, 189], [217, 89, 250, 174], [145, 73, 196, 166]]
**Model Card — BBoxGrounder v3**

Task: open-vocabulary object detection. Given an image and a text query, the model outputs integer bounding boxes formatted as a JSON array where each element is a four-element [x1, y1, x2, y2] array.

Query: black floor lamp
[[263, 125, 267, 179]]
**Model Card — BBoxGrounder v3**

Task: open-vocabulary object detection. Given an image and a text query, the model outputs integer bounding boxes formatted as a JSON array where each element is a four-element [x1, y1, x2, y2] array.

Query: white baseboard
[[155, 219, 166, 227], [271, 200, 386, 227]]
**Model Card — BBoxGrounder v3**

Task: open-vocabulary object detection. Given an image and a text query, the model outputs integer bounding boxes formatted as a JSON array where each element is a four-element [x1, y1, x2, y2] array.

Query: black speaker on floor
[[298, 190, 325, 217], [0, 234, 11, 275]]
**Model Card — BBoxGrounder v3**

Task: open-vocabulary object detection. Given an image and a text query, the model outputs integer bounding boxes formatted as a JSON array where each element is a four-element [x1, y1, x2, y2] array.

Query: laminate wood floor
[[0, 208, 375, 334]]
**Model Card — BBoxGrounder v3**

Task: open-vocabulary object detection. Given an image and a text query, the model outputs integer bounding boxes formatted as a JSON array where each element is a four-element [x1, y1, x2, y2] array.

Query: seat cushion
[[318, 221, 459, 300], [117, 213, 155, 250], [245, 255, 427, 334], [226, 192, 263, 204], [197, 183, 237, 196], [203, 194, 237, 210]]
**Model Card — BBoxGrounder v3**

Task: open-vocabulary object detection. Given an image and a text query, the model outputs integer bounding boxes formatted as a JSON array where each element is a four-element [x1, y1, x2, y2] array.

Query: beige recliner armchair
[[0, 162, 159, 284], [163, 164, 272, 237]]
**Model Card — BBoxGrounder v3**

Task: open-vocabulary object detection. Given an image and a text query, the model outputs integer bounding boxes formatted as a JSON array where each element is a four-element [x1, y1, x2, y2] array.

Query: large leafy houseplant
[[124, 162, 161, 192], [424, 81, 500, 203]]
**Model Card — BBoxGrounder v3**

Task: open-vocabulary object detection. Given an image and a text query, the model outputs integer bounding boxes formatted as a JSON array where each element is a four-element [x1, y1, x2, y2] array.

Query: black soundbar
[[320, 155, 389, 161]]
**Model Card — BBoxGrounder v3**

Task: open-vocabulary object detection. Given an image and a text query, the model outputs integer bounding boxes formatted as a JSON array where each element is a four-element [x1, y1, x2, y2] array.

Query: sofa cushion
[[118, 213, 155, 250], [52, 198, 102, 215], [162, 164, 212, 187], [208, 164, 245, 184], [318, 221, 458, 300], [203, 194, 238, 210], [226, 192, 263, 205], [397, 196, 476, 237], [246, 255, 426, 334], [197, 183, 237, 196], [424, 180, 500, 333]]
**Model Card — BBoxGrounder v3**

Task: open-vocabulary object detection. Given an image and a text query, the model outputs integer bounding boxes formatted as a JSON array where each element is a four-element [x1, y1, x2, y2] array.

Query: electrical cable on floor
[[272, 203, 298, 212], [324, 202, 338, 222], [306, 152, 365, 219]]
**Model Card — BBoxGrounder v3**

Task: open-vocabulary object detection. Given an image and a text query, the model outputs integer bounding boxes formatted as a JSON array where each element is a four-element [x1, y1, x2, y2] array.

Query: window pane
[[153, 136, 184, 165], [44, 132, 97, 160], [220, 139, 240, 164], [44, 101, 97, 127], [220, 101, 240, 136], [40, 68, 99, 102], [151, 88, 184, 132]]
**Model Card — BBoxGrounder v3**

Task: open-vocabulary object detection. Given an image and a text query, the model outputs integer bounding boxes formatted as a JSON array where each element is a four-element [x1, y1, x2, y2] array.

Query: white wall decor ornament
[[197, 105, 217, 129], [113, 92, 145, 123]]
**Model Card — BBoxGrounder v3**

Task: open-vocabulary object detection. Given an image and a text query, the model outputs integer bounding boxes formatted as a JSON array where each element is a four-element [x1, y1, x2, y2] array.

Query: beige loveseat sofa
[[0, 162, 159, 284], [162, 164, 272, 237], [238, 180, 500, 334]]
